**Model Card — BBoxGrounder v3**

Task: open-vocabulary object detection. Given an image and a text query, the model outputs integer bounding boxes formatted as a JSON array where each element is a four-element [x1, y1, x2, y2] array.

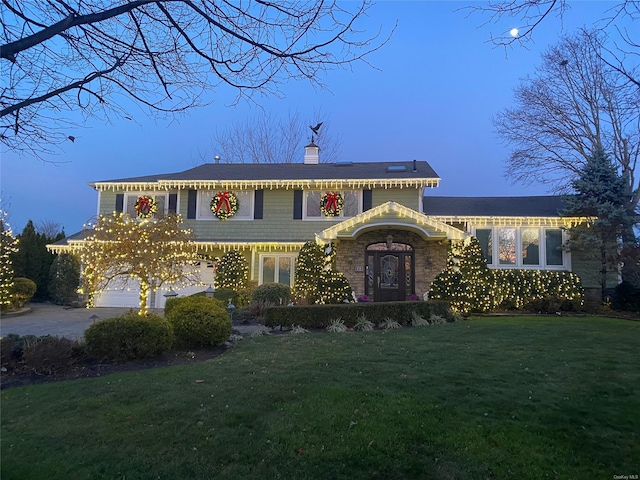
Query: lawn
[[1, 316, 639, 480]]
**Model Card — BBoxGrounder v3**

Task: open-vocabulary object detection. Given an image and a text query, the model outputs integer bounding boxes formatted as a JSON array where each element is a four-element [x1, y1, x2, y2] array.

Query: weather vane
[[309, 122, 322, 143]]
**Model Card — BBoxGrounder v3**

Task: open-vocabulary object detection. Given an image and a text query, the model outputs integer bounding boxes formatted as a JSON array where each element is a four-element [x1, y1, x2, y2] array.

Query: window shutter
[[168, 193, 178, 214], [115, 193, 124, 213], [363, 189, 373, 211], [293, 190, 303, 219], [254, 190, 264, 219], [187, 190, 197, 219]]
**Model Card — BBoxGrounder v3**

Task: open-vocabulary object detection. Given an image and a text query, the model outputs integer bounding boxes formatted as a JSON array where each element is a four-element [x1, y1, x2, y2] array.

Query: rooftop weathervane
[[309, 122, 322, 143]]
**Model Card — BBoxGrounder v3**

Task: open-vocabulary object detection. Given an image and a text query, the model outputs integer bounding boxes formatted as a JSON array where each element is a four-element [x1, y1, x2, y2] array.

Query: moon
[[510, 28, 519, 37]]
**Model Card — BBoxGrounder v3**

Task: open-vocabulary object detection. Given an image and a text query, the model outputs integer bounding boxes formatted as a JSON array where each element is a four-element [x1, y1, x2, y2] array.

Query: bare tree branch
[[1, 0, 393, 157]]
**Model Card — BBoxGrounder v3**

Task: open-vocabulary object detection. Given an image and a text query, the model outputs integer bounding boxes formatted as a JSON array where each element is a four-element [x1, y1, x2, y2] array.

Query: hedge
[[263, 300, 454, 329]]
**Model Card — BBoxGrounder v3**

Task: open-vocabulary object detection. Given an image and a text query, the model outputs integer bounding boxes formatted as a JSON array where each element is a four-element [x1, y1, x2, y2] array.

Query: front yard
[[1, 316, 638, 479]]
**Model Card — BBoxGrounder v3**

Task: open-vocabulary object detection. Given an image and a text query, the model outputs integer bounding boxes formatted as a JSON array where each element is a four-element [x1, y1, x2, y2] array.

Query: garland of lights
[[210, 191, 239, 220], [134, 195, 158, 218], [321, 192, 344, 217]]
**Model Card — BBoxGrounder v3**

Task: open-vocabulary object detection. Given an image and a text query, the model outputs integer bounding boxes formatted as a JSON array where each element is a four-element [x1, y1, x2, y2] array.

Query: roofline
[[430, 215, 588, 227], [89, 178, 441, 191]]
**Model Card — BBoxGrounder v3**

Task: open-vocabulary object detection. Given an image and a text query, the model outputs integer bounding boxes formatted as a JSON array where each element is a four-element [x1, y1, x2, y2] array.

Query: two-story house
[[51, 143, 599, 308]]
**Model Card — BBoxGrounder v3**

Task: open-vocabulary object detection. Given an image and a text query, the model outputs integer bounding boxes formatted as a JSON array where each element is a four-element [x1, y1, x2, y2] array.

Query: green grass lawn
[[2, 316, 639, 480]]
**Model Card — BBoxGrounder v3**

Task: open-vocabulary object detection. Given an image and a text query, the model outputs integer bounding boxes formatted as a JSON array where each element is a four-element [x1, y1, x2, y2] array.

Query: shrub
[[244, 300, 276, 322], [410, 311, 429, 327], [354, 314, 374, 331], [290, 325, 310, 335], [12, 277, 37, 307], [523, 296, 583, 313], [49, 253, 81, 306], [264, 300, 453, 329], [326, 318, 347, 333], [251, 283, 291, 305], [22, 336, 79, 374], [215, 251, 249, 291], [379, 317, 402, 330], [612, 281, 640, 312], [213, 287, 239, 307], [165, 294, 224, 318], [166, 297, 231, 347], [293, 241, 324, 303], [85, 313, 174, 361], [0, 333, 24, 371], [317, 271, 353, 304]]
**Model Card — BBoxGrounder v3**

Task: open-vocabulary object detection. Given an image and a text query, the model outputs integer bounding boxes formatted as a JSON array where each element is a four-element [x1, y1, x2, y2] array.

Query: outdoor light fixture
[[386, 234, 394, 249], [204, 285, 215, 298], [163, 289, 178, 299], [89, 314, 99, 324], [227, 299, 236, 322]]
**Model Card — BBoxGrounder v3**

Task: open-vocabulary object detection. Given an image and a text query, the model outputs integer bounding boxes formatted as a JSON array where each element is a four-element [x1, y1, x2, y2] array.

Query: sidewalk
[[1, 303, 262, 339]]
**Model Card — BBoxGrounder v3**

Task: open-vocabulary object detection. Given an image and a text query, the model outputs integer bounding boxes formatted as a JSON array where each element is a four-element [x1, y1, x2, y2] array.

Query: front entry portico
[[365, 242, 414, 302]]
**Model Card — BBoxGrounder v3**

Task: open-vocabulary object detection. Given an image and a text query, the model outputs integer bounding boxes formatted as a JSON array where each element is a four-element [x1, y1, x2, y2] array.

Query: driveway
[[1, 304, 138, 339], [1, 303, 262, 339]]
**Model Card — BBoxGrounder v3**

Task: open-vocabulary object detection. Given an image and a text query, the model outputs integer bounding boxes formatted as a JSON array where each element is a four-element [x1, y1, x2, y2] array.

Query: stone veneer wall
[[334, 229, 449, 299]]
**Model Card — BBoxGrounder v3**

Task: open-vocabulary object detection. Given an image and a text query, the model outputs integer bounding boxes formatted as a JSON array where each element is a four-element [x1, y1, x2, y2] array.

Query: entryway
[[365, 241, 414, 302]]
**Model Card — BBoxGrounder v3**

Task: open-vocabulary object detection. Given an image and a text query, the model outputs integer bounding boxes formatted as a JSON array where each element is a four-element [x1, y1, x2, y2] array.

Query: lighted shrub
[[214, 250, 249, 291], [317, 271, 353, 304], [12, 277, 37, 307], [166, 297, 231, 347], [85, 313, 174, 361], [251, 283, 291, 305]]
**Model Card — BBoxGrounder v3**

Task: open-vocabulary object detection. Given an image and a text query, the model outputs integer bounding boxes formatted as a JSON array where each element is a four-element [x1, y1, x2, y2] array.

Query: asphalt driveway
[[1, 304, 139, 339]]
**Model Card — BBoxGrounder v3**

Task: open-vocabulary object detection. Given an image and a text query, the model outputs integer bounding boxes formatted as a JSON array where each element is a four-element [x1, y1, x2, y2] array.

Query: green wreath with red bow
[[134, 195, 158, 218], [210, 191, 239, 220], [321, 191, 344, 217]]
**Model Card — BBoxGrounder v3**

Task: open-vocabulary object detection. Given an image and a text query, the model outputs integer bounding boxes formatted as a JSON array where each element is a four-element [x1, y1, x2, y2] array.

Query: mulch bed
[[0, 345, 228, 390]]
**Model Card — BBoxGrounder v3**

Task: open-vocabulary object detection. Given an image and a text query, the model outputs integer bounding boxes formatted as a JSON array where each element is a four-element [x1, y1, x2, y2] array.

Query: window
[[259, 254, 297, 287], [125, 193, 167, 218], [303, 190, 360, 220], [498, 228, 516, 265], [475, 229, 493, 264], [197, 190, 253, 220], [474, 227, 567, 269]]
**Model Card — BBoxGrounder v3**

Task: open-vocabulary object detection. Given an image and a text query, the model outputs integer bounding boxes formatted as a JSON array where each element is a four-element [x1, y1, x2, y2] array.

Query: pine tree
[[293, 241, 325, 304], [214, 251, 249, 291], [0, 212, 19, 311], [561, 145, 635, 301], [49, 253, 81, 306]]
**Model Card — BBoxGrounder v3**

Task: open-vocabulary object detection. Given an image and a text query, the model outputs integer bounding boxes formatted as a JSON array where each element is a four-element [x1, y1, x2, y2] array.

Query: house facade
[[52, 144, 599, 308]]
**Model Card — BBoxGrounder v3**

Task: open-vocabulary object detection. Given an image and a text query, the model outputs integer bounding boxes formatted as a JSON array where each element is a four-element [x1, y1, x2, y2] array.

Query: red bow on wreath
[[325, 192, 340, 212], [137, 197, 151, 214], [214, 191, 232, 213]]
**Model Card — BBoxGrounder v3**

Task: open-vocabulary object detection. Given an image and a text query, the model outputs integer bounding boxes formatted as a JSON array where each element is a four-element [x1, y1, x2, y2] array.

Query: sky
[[0, 1, 625, 236]]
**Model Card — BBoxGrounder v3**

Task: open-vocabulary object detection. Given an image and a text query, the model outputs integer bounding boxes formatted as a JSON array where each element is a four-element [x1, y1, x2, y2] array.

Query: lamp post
[[89, 314, 99, 324], [227, 299, 236, 322], [204, 285, 215, 298]]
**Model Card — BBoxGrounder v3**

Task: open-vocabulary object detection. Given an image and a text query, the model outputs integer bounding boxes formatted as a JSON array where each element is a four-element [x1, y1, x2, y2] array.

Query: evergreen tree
[[214, 251, 249, 291], [49, 253, 81, 306], [0, 211, 19, 311], [561, 145, 636, 301], [429, 238, 493, 314], [293, 241, 325, 304]]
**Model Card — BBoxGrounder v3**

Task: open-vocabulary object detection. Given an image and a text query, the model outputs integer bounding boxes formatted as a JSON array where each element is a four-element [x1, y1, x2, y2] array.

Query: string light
[[0, 210, 18, 310]]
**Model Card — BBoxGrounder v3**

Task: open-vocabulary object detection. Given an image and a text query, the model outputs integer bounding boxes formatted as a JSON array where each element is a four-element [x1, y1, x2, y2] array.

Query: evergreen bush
[[317, 271, 353, 304], [251, 283, 291, 305], [293, 241, 324, 303], [85, 313, 174, 361], [21, 335, 79, 374], [49, 253, 81, 305], [12, 277, 37, 307], [164, 294, 224, 318], [214, 250, 249, 291], [166, 297, 231, 347]]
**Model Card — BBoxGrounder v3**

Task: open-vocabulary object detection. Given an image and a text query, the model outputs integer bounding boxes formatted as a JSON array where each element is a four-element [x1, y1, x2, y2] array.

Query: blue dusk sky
[[0, 1, 624, 235]]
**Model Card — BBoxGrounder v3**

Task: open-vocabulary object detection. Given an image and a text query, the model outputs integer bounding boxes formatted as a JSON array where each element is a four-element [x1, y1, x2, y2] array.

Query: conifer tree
[[49, 253, 81, 306], [293, 241, 325, 304], [0, 212, 18, 311], [214, 251, 249, 291], [561, 145, 636, 301]]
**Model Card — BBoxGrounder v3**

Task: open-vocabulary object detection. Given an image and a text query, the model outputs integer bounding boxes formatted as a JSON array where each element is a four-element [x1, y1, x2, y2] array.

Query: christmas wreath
[[321, 191, 344, 217], [210, 191, 239, 220], [134, 195, 158, 218]]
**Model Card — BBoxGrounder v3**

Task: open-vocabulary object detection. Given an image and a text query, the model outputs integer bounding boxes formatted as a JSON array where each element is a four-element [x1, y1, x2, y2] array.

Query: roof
[[89, 161, 441, 191], [423, 196, 567, 217]]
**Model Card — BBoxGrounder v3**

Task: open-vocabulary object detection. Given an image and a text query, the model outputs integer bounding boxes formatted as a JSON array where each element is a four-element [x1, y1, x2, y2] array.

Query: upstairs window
[[197, 190, 254, 220], [303, 190, 360, 220], [125, 193, 167, 219]]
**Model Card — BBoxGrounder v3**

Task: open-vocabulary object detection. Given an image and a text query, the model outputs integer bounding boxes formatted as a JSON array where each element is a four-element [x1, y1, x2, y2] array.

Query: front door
[[365, 242, 414, 302]]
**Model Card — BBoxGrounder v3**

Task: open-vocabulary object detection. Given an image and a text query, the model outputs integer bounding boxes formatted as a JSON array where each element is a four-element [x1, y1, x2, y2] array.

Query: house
[[50, 143, 600, 308]]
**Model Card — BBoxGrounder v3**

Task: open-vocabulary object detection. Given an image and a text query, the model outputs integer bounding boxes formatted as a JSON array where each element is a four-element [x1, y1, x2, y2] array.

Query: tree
[[494, 31, 639, 211], [1, 0, 390, 157], [466, 1, 639, 87], [80, 213, 198, 315], [211, 111, 341, 164], [36, 219, 64, 239], [0, 211, 19, 311], [11, 219, 64, 301], [49, 253, 81, 306], [214, 251, 249, 292], [293, 241, 325, 304], [561, 146, 636, 301]]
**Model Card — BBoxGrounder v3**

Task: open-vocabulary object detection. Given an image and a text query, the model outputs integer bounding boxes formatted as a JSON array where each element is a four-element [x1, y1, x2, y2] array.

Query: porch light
[[386, 234, 394, 249]]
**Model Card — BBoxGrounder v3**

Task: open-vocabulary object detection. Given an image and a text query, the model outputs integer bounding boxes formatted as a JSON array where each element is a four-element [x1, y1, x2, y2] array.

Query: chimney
[[304, 140, 319, 165], [412, 159, 418, 173]]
